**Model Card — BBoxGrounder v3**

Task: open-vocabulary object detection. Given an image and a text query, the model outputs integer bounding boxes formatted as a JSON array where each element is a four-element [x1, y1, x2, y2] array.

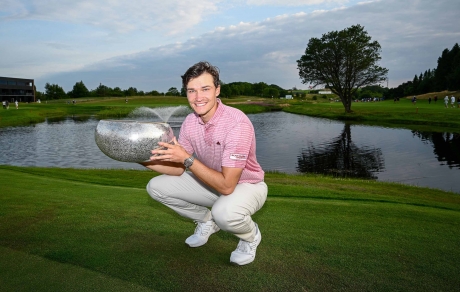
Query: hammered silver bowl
[[95, 120, 174, 162]]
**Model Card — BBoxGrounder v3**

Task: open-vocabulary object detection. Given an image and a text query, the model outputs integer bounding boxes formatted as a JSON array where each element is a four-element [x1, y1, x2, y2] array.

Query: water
[[128, 106, 191, 122], [0, 111, 459, 193]]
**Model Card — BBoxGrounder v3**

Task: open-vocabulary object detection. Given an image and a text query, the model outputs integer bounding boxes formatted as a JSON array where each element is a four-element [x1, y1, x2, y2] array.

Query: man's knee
[[211, 203, 245, 232], [146, 176, 169, 201]]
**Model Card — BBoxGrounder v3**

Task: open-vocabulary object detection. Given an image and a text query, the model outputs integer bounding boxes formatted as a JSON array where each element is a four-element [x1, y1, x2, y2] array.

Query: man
[[444, 95, 449, 108], [141, 61, 267, 265], [451, 95, 456, 108]]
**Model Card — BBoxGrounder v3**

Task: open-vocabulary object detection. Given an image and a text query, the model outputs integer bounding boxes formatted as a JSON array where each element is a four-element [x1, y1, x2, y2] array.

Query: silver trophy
[[95, 120, 174, 162]]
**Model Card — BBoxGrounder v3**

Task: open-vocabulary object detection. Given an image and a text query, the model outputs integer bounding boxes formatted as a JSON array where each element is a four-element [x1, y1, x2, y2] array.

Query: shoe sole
[[230, 258, 255, 266], [186, 240, 208, 248]]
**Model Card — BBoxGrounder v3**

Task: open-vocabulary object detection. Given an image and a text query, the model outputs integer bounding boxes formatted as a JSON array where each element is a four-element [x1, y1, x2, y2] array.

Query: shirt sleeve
[[221, 122, 254, 168]]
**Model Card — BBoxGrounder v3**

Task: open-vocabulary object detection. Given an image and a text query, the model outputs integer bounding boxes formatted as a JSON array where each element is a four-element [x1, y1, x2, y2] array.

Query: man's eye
[[188, 90, 195, 94]]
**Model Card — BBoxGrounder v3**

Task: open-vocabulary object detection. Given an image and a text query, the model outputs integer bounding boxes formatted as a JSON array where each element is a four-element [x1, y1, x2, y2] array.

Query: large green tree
[[68, 81, 89, 98], [44, 83, 67, 100], [297, 24, 388, 112]]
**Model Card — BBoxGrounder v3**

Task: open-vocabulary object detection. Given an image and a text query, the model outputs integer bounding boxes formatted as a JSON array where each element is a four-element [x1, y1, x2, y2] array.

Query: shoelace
[[195, 221, 213, 236], [235, 239, 257, 254]]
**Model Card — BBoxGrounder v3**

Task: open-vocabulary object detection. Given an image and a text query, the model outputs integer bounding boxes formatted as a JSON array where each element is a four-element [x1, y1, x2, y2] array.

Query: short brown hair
[[181, 61, 220, 89]]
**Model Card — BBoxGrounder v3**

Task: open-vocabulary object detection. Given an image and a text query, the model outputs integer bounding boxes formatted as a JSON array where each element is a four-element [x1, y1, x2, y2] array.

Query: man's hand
[[150, 137, 191, 164], [149, 138, 243, 195]]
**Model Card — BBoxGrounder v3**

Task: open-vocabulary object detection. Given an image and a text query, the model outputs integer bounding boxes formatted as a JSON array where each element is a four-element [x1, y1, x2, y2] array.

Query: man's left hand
[[150, 137, 190, 164]]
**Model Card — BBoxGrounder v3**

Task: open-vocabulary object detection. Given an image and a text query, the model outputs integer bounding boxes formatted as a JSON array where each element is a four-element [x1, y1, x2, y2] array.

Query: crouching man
[[141, 61, 267, 265]]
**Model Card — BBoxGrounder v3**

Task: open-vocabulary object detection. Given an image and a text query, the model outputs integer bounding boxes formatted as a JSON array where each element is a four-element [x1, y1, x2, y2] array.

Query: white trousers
[[146, 172, 267, 242]]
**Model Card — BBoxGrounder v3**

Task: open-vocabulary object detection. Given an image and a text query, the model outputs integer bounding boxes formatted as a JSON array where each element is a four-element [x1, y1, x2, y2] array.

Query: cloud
[[245, 0, 348, 5], [8, 0, 460, 92], [1, 0, 220, 34]]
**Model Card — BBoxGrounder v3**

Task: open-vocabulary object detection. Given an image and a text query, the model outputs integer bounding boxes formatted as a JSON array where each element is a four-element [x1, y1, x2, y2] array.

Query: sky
[[1, 0, 459, 93]]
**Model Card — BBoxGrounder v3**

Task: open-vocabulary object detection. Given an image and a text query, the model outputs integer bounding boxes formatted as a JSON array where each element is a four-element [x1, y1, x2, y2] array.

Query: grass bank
[[0, 96, 279, 128], [283, 90, 460, 133], [2, 92, 459, 133], [1, 166, 459, 291]]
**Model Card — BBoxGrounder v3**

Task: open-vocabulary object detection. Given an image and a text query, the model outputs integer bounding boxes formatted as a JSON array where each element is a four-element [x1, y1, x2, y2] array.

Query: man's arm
[[188, 161, 243, 195], [139, 160, 185, 176], [149, 137, 242, 195]]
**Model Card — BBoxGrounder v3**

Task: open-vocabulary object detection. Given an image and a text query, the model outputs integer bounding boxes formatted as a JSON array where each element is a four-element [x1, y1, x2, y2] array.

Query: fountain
[[128, 106, 191, 123], [95, 106, 190, 162]]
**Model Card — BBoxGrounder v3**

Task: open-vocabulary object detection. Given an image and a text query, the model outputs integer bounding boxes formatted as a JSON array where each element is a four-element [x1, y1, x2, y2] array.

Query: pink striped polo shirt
[[178, 99, 264, 184]]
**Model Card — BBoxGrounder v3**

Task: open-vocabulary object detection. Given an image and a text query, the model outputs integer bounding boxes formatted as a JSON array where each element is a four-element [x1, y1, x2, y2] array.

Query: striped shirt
[[178, 99, 264, 184]]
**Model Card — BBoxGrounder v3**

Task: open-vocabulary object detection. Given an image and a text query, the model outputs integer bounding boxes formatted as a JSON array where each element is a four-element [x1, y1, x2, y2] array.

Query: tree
[[68, 81, 89, 98], [44, 83, 67, 100], [95, 83, 111, 97], [166, 87, 179, 96], [124, 87, 138, 96], [297, 24, 388, 113], [434, 43, 460, 91], [112, 87, 124, 97]]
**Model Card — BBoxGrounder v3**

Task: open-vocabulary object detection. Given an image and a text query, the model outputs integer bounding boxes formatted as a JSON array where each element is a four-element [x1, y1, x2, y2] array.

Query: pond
[[0, 111, 459, 193]]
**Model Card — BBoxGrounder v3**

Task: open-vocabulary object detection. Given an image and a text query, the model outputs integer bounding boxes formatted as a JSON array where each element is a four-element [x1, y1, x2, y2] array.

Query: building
[[0, 76, 35, 102]]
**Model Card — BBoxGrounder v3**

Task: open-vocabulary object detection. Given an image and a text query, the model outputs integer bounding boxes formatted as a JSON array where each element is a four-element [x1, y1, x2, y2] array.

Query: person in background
[[444, 95, 449, 108], [141, 61, 268, 266], [451, 95, 456, 108], [15, 100, 18, 109]]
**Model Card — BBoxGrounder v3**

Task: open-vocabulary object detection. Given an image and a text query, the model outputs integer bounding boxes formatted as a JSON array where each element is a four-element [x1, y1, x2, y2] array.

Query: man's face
[[186, 72, 220, 123]]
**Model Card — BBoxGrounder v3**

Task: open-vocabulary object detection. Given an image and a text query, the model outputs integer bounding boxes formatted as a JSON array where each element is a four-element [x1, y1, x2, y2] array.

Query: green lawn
[[0, 96, 282, 128], [1, 93, 459, 291], [283, 90, 460, 133], [1, 166, 459, 291]]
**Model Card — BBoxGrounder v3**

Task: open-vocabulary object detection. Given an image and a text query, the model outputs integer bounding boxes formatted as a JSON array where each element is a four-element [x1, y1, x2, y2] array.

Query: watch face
[[184, 157, 194, 168]]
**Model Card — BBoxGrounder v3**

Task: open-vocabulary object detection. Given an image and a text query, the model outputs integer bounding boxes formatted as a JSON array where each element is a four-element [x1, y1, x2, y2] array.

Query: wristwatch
[[184, 156, 195, 169]]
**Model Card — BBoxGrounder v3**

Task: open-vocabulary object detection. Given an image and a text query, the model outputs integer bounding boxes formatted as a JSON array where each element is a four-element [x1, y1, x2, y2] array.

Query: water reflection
[[411, 131, 460, 169], [297, 124, 385, 178]]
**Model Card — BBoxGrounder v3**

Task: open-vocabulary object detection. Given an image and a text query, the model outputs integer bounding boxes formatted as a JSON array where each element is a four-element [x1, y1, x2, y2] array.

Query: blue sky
[[1, 0, 459, 93]]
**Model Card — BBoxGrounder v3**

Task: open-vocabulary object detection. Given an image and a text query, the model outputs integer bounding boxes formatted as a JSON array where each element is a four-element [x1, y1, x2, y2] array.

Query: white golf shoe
[[185, 219, 220, 247], [230, 224, 261, 265]]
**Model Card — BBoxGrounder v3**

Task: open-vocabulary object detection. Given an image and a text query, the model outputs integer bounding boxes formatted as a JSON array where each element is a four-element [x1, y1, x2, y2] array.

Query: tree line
[[36, 80, 289, 101], [37, 81, 175, 100], [387, 43, 460, 98]]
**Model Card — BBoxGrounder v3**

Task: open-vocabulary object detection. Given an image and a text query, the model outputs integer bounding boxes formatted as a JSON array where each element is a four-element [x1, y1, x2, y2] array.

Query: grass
[[1, 92, 459, 290], [283, 90, 460, 133], [0, 96, 278, 128], [1, 165, 459, 291]]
